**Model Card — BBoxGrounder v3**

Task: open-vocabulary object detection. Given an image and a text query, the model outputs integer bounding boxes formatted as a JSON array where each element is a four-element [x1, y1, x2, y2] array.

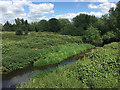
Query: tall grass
[[19, 42, 119, 88], [2, 32, 83, 72], [34, 43, 95, 66]]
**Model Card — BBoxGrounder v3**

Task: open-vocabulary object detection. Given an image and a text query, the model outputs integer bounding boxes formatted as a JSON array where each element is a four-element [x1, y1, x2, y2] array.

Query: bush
[[102, 31, 118, 44], [102, 31, 116, 40], [19, 42, 119, 88], [15, 28, 23, 35], [60, 24, 80, 36], [48, 18, 61, 32], [24, 30, 28, 35], [83, 26, 103, 46]]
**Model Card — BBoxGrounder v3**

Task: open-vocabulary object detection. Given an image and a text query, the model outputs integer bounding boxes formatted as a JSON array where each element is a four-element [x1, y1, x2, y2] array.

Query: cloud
[[89, 12, 103, 17], [55, 11, 103, 20], [78, 0, 108, 2], [74, 0, 79, 2], [55, 13, 80, 20], [28, 3, 54, 22], [79, 0, 110, 2], [89, 0, 108, 2], [0, 0, 54, 24], [88, 2, 116, 14], [0, 0, 30, 24]]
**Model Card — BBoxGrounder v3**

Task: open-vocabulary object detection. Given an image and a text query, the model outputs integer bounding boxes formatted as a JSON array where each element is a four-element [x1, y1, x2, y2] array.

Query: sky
[[0, 0, 119, 24]]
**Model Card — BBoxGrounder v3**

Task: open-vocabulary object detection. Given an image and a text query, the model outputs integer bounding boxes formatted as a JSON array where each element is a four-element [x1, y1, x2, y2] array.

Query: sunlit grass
[[34, 43, 95, 66], [2, 32, 83, 72], [19, 42, 119, 88]]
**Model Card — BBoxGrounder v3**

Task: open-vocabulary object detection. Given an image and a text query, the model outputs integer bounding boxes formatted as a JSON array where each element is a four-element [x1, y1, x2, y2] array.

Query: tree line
[[1, 1, 120, 46]]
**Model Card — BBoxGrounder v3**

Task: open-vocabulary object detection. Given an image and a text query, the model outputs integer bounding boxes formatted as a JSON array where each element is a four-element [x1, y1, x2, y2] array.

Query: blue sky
[[0, 0, 119, 24], [30, 2, 102, 19]]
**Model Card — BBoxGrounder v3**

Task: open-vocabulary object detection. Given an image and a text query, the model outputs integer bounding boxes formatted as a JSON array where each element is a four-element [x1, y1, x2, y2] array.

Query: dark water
[[1, 49, 92, 88]]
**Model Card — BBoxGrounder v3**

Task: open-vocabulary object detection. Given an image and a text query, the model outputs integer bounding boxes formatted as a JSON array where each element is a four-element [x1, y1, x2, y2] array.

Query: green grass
[[34, 43, 95, 66], [19, 42, 119, 88], [2, 32, 84, 72], [2, 32, 38, 44]]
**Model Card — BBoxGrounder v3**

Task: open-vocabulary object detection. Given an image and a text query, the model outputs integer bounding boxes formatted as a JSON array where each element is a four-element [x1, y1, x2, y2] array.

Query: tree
[[60, 24, 80, 36], [105, 1, 120, 41], [0, 24, 3, 31], [102, 31, 117, 44], [15, 18, 21, 26], [15, 28, 23, 35], [28, 22, 37, 31], [35, 26, 39, 32], [115, 1, 120, 30], [28, 24, 35, 31], [83, 26, 103, 46], [24, 30, 28, 35], [58, 18, 70, 29], [3, 21, 12, 31], [94, 17, 106, 35], [14, 18, 29, 35], [48, 18, 60, 32], [108, 8, 117, 32], [37, 20, 49, 32], [21, 18, 25, 25], [72, 14, 97, 30]]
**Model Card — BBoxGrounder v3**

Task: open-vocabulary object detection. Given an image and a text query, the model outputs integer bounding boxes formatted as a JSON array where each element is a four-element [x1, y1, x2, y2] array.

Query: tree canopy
[[48, 18, 61, 32], [72, 14, 97, 30]]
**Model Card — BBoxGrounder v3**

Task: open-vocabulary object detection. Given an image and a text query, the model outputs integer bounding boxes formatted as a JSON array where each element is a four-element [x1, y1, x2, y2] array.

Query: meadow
[[34, 43, 94, 66], [2, 32, 86, 72], [19, 42, 119, 88], [2, 32, 119, 88]]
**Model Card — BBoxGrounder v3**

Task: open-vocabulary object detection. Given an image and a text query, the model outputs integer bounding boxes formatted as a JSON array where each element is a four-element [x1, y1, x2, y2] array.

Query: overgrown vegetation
[[34, 43, 95, 66], [2, 32, 83, 72], [19, 42, 119, 88], [2, 1, 120, 46], [1, 0, 120, 88]]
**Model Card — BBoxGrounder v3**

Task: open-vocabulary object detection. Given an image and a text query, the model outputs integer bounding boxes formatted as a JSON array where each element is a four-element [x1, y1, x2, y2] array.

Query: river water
[[1, 49, 92, 88]]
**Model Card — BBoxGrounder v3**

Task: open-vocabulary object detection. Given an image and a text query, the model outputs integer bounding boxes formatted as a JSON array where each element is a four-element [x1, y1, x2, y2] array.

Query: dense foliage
[[19, 42, 119, 88], [2, 32, 83, 72], [83, 26, 103, 46], [2, 1, 120, 88], [72, 14, 97, 30], [48, 18, 61, 32], [2, 1, 120, 46], [34, 43, 95, 66]]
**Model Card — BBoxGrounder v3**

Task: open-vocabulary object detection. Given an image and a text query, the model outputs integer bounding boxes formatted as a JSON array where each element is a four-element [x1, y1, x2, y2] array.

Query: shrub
[[83, 26, 103, 46], [60, 24, 80, 36], [16, 28, 23, 35], [102, 31, 118, 44], [19, 42, 119, 88], [24, 30, 28, 35]]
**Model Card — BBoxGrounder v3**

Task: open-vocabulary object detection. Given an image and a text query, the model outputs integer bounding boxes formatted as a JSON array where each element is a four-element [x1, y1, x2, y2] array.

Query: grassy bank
[[19, 42, 119, 88], [2, 32, 84, 72], [34, 43, 95, 66]]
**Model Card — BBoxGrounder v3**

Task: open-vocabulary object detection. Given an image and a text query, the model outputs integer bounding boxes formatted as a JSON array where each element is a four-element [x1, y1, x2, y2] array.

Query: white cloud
[[89, 0, 108, 2], [28, 3, 54, 22], [89, 12, 103, 17], [55, 13, 80, 20], [74, 0, 79, 2], [0, 0, 29, 24], [55, 11, 103, 21], [0, 0, 54, 24], [88, 4, 99, 9], [88, 2, 116, 14], [79, 0, 108, 2]]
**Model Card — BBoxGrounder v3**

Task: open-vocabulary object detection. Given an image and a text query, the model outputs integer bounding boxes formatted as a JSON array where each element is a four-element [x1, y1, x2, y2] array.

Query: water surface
[[1, 49, 92, 88]]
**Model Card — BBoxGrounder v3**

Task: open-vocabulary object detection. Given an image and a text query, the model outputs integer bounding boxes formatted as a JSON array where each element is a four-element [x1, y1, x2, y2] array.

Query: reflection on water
[[1, 49, 92, 88], [1, 59, 77, 88]]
